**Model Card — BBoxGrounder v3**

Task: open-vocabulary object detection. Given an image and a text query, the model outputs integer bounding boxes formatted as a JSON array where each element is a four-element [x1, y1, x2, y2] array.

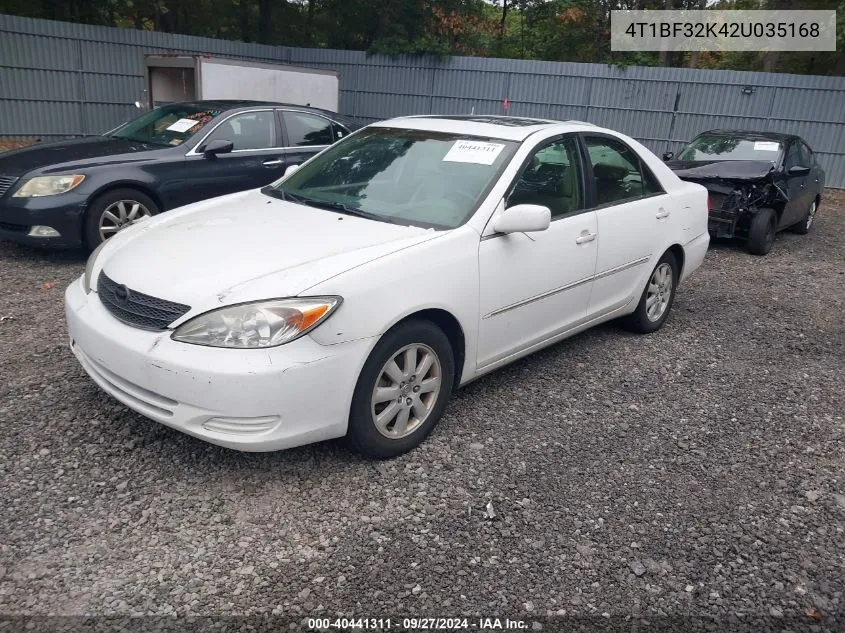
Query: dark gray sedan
[[0, 100, 357, 250], [665, 130, 824, 255]]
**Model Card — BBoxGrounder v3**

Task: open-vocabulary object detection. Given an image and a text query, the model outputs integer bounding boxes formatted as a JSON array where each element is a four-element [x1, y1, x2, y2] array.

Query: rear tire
[[347, 320, 455, 458], [622, 251, 678, 334], [790, 200, 817, 235], [746, 207, 776, 256], [84, 188, 159, 251]]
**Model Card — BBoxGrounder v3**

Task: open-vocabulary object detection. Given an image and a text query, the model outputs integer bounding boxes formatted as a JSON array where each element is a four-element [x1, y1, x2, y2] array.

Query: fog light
[[202, 415, 281, 435], [28, 225, 61, 238]]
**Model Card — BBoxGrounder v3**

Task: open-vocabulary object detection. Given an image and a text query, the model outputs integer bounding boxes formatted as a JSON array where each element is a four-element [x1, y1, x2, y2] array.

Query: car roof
[[370, 115, 599, 141], [174, 100, 354, 122], [698, 129, 799, 143]]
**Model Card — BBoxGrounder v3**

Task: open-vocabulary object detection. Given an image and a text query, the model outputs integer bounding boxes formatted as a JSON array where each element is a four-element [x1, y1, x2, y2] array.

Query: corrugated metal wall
[[2, 13, 844, 187]]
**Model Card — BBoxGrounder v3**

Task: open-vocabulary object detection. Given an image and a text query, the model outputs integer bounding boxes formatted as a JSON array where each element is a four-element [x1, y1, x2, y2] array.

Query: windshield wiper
[[279, 191, 384, 221]]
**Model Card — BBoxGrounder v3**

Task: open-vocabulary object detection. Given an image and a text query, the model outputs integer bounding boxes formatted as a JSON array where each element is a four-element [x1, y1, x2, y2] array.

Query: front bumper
[[65, 277, 374, 451], [0, 191, 87, 248]]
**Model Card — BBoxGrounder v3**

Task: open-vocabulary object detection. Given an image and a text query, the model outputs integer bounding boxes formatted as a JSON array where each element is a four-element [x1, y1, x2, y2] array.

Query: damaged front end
[[668, 160, 787, 239]]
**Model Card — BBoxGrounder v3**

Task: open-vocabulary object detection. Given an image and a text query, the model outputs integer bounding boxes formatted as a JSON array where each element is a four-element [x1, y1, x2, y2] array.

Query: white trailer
[[144, 55, 339, 111]]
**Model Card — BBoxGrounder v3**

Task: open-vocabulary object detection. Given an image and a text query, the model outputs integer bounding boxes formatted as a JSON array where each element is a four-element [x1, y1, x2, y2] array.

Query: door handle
[[655, 208, 670, 219], [262, 159, 283, 166], [575, 231, 597, 244]]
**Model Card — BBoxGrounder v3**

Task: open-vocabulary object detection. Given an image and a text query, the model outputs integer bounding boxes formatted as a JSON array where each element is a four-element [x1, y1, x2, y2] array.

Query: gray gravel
[[0, 193, 843, 630]]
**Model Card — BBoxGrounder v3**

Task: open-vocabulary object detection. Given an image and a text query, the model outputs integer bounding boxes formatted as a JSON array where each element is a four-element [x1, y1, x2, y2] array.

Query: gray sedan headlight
[[171, 297, 342, 348], [13, 175, 85, 197]]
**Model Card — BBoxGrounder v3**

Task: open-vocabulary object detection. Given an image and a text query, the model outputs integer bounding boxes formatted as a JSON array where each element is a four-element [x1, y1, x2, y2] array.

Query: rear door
[[174, 109, 284, 207], [279, 110, 346, 167], [580, 134, 673, 317]]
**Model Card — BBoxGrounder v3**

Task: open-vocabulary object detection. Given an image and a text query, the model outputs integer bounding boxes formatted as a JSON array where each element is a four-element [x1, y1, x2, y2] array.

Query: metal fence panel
[[1, 13, 845, 187]]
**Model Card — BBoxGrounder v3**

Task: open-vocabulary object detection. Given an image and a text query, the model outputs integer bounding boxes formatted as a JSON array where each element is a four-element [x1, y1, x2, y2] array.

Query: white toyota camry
[[65, 115, 709, 457]]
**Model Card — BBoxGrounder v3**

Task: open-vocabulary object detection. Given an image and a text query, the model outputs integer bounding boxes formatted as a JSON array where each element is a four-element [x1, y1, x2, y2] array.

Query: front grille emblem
[[114, 284, 131, 304]]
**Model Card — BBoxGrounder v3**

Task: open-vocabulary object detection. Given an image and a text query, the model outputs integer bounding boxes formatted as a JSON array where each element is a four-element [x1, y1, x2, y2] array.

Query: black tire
[[622, 251, 678, 334], [347, 320, 455, 458], [746, 207, 776, 255], [83, 188, 160, 251], [790, 199, 817, 235]]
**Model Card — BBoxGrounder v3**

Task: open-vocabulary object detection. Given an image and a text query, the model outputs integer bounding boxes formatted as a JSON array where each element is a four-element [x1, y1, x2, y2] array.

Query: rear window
[[678, 135, 783, 162]]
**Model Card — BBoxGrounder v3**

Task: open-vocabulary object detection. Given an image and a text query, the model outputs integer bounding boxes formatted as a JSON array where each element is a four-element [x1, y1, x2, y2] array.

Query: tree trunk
[[240, 0, 251, 43], [306, 0, 316, 44], [258, 0, 272, 44], [762, 51, 780, 72], [835, 49, 845, 76]]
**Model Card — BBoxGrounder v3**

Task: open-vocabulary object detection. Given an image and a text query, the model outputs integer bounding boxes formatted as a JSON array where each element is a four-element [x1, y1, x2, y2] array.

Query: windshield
[[678, 135, 783, 162], [110, 104, 222, 147], [267, 127, 518, 229]]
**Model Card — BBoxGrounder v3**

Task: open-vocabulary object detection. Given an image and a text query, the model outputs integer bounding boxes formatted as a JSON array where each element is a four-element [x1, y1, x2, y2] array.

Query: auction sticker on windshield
[[754, 141, 781, 152], [166, 118, 201, 133], [443, 140, 505, 165]]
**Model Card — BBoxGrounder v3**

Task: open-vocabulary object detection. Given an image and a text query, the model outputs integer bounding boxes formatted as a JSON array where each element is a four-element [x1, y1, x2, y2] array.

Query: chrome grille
[[0, 176, 19, 197], [97, 271, 190, 331]]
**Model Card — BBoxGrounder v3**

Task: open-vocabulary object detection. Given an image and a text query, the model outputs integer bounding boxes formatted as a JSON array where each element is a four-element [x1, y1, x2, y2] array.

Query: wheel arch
[[666, 243, 685, 280], [81, 182, 164, 245], [384, 308, 466, 392]]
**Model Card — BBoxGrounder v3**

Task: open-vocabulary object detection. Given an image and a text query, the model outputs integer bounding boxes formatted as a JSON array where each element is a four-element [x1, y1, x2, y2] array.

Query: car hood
[[97, 189, 441, 314], [667, 159, 777, 182], [0, 136, 170, 176]]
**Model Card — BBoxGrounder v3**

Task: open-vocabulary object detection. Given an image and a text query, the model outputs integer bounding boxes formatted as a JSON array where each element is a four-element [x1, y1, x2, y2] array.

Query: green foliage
[[0, 0, 841, 74]]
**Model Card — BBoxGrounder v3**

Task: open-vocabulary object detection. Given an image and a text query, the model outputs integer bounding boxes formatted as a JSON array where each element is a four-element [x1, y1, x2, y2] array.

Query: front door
[[174, 110, 286, 208], [781, 140, 814, 228], [581, 134, 672, 316], [477, 135, 598, 369]]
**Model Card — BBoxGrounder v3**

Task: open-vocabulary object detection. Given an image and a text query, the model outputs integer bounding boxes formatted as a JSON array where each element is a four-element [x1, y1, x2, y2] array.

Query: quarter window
[[507, 136, 583, 218], [202, 111, 276, 151], [283, 111, 335, 146], [584, 136, 662, 207]]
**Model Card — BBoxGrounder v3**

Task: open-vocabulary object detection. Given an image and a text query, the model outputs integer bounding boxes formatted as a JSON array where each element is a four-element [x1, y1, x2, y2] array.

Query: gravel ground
[[0, 192, 843, 632]]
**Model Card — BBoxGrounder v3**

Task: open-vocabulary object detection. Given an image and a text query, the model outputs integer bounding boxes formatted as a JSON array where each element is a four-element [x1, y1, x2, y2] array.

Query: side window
[[283, 111, 334, 146], [202, 111, 276, 151], [799, 142, 813, 167], [507, 136, 583, 218], [784, 142, 801, 169], [584, 136, 663, 207]]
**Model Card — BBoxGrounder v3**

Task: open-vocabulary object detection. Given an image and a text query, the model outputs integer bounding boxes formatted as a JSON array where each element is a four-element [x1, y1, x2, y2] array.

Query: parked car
[[0, 100, 357, 250], [65, 115, 709, 457], [664, 130, 824, 255]]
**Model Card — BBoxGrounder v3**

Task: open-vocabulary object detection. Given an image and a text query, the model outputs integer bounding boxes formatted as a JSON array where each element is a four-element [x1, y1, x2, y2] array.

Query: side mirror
[[662, 151, 674, 161], [201, 139, 233, 157], [284, 164, 300, 177], [492, 204, 551, 234], [788, 165, 810, 175]]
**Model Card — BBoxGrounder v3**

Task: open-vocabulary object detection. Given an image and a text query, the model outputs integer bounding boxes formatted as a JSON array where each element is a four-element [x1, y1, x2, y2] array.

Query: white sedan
[[65, 116, 709, 457]]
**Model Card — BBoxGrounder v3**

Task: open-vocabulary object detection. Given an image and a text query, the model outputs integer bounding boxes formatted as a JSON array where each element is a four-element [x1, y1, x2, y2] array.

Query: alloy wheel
[[806, 202, 816, 230], [645, 262, 673, 322], [371, 343, 442, 439], [99, 199, 152, 242]]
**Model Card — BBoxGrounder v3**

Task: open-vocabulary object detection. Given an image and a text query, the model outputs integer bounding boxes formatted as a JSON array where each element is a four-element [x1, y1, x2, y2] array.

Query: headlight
[[83, 240, 108, 294], [13, 175, 85, 197], [171, 297, 342, 348]]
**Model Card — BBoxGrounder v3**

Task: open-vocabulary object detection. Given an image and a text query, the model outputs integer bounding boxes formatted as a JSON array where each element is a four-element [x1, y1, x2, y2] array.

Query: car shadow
[[0, 238, 87, 265]]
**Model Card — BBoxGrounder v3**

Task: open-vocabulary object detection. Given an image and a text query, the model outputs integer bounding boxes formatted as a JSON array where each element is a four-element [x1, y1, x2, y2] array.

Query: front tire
[[347, 320, 455, 458], [746, 207, 776, 255], [84, 188, 159, 250], [622, 251, 678, 334]]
